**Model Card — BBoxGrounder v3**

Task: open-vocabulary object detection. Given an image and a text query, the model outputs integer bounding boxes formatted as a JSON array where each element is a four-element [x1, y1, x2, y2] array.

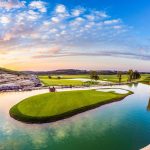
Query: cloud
[[72, 7, 85, 17], [104, 19, 121, 25], [33, 50, 150, 61], [55, 4, 66, 13], [0, 16, 10, 24], [29, 1, 47, 13], [0, 0, 25, 9], [0, 1, 149, 65], [51, 17, 60, 23]]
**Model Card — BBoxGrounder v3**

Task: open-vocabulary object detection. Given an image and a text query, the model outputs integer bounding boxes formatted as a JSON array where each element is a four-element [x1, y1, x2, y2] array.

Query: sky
[[0, 0, 150, 71]]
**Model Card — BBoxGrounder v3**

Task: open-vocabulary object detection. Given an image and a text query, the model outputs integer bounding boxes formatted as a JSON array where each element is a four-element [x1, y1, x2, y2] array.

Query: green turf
[[38, 74, 150, 86], [139, 74, 150, 85], [38, 75, 90, 86], [39, 74, 89, 79], [40, 78, 83, 86], [100, 75, 128, 82], [10, 89, 132, 123]]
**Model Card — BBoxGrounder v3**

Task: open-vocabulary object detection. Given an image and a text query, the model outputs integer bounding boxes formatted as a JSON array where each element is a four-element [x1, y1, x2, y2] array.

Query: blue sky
[[0, 0, 149, 71]]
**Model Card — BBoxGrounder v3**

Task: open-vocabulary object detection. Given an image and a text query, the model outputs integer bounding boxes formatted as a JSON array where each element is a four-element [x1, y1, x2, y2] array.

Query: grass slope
[[10, 89, 133, 123]]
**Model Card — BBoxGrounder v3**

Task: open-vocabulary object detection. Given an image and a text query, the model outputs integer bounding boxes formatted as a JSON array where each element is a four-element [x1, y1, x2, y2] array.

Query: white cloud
[[51, 17, 60, 23], [27, 10, 40, 21], [0, 2, 136, 61], [104, 19, 121, 25], [72, 8, 84, 17], [0, 16, 10, 24], [49, 28, 58, 33], [86, 15, 95, 21], [3, 33, 12, 41], [113, 25, 122, 29], [55, 4, 66, 13], [96, 11, 108, 18], [0, 0, 25, 9], [29, 1, 47, 13]]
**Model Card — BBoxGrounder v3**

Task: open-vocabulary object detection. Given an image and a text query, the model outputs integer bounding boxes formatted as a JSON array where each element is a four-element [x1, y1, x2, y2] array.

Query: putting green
[[10, 89, 133, 123]]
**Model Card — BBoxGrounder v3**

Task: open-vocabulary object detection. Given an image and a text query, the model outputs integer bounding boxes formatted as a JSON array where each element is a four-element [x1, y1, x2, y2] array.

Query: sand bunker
[[97, 88, 129, 94]]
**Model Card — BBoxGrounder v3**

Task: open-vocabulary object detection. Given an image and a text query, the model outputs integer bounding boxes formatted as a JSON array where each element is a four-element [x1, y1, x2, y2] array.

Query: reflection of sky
[[0, 84, 150, 149]]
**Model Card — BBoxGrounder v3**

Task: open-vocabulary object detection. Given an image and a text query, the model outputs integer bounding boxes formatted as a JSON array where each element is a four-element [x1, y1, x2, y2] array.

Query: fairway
[[38, 75, 88, 86], [39, 74, 150, 86], [40, 78, 83, 86], [101, 75, 128, 82], [140, 74, 150, 85], [10, 89, 132, 123]]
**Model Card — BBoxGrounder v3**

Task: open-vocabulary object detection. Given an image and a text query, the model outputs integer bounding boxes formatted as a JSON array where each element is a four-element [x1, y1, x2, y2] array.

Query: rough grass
[[10, 89, 133, 123]]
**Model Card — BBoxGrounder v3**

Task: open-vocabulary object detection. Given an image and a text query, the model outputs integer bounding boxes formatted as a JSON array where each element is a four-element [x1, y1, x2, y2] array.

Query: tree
[[133, 70, 141, 80], [90, 71, 100, 81], [117, 71, 122, 83], [48, 75, 52, 79], [127, 69, 133, 82], [57, 76, 61, 79]]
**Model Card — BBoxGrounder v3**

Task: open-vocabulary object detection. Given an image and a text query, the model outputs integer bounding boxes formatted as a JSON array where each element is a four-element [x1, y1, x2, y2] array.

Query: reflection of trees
[[147, 98, 150, 111], [128, 83, 133, 88], [133, 83, 138, 87], [127, 83, 139, 88]]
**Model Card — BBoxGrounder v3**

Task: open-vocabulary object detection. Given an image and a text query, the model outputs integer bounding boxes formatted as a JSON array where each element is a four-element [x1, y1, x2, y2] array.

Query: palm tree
[[117, 71, 122, 83]]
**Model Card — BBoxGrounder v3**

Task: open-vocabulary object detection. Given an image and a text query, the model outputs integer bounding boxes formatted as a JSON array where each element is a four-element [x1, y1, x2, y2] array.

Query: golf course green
[[10, 89, 133, 123]]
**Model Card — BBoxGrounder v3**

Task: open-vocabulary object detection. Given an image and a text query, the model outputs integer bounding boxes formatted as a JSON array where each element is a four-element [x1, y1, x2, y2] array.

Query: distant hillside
[[0, 67, 25, 75], [25, 69, 124, 75], [1, 67, 149, 76], [24, 69, 88, 75]]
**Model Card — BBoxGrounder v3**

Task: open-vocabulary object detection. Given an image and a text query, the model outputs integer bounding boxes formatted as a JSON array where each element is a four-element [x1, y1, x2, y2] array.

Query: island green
[[10, 89, 133, 123]]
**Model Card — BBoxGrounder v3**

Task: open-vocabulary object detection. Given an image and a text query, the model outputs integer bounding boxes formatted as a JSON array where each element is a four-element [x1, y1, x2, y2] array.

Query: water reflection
[[127, 82, 139, 88], [147, 98, 150, 111], [0, 83, 150, 150]]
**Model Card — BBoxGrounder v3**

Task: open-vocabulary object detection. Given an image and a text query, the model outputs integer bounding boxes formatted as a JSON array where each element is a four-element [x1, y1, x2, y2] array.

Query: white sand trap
[[65, 78, 110, 83], [97, 88, 129, 94]]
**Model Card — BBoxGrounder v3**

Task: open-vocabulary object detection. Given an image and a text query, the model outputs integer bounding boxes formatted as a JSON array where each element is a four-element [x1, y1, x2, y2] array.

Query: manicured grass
[[10, 89, 132, 123], [140, 74, 150, 85], [40, 78, 83, 86], [38, 74, 150, 86], [38, 75, 89, 86], [39, 74, 89, 79], [100, 75, 128, 82]]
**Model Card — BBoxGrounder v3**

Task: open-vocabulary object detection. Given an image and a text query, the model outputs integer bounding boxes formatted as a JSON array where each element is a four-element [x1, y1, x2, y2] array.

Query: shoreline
[[0, 81, 139, 93]]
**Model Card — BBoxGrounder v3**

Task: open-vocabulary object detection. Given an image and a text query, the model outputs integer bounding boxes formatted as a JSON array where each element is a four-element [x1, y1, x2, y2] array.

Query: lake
[[0, 83, 149, 150]]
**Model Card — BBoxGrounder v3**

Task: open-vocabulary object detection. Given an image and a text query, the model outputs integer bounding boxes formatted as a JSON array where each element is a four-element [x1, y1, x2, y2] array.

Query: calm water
[[0, 84, 150, 150]]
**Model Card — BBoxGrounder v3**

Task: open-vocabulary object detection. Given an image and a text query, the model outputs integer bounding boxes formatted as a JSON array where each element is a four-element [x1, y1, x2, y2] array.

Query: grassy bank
[[10, 89, 133, 123]]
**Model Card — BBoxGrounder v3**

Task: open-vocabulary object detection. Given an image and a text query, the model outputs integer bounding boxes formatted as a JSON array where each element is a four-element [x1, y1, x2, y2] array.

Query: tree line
[[90, 69, 141, 83]]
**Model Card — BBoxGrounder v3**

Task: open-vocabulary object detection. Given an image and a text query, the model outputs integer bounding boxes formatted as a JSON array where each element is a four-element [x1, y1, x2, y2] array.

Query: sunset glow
[[0, 0, 150, 71]]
